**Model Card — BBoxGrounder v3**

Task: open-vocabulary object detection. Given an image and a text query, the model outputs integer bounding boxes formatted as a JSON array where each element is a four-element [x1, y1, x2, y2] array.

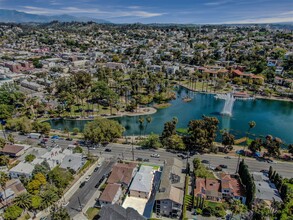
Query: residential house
[[9, 162, 35, 179], [252, 172, 282, 207], [0, 144, 25, 157], [0, 179, 27, 209], [40, 147, 72, 169], [99, 183, 122, 206], [107, 163, 138, 188], [20, 80, 44, 92], [194, 178, 222, 201], [155, 158, 184, 218], [129, 165, 154, 199], [98, 204, 145, 220], [60, 153, 85, 172], [220, 174, 246, 204], [105, 62, 126, 71]]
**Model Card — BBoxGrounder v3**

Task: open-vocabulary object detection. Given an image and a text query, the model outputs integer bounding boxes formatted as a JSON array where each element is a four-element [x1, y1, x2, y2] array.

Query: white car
[[85, 175, 91, 182], [150, 153, 160, 158]]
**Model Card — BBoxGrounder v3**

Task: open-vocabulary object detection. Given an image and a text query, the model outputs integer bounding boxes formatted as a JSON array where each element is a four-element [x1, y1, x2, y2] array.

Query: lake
[[48, 87, 293, 144]]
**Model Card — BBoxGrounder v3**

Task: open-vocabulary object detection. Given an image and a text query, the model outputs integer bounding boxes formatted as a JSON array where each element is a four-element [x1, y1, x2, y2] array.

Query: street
[[1, 132, 293, 178], [66, 159, 115, 217]]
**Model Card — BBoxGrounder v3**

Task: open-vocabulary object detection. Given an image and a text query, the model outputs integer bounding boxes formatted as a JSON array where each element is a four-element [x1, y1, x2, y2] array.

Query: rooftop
[[99, 183, 121, 203]]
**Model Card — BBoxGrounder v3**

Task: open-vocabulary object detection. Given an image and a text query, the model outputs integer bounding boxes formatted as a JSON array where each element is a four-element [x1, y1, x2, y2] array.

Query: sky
[[0, 0, 293, 24]]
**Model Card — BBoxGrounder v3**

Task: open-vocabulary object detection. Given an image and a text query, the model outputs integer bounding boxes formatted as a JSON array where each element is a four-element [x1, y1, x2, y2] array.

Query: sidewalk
[[34, 158, 103, 220]]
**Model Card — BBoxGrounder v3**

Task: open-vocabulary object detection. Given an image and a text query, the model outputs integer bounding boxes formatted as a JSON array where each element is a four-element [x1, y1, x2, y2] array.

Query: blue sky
[[1, 0, 293, 24]]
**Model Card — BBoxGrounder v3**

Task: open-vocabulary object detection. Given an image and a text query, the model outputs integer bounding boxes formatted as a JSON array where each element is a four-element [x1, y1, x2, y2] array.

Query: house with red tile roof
[[220, 174, 246, 204], [194, 178, 222, 202], [194, 174, 246, 204]]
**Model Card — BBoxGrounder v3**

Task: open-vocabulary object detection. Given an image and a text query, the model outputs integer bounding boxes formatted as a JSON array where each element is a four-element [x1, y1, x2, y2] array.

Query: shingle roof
[[1, 144, 24, 154], [99, 204, 145, 220], [107, 163, 137, 186], [155, 158, 184, 204], [99, 183, 121, 203]]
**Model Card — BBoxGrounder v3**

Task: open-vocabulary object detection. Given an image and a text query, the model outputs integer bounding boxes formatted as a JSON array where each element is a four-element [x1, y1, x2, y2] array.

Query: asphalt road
[[2, 132, 293, 178], [90, 143, 293, 178], [66, 160, 115, 217]]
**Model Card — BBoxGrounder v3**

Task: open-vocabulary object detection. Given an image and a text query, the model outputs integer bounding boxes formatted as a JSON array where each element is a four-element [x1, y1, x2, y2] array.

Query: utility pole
[[78, 196, 82, 212]]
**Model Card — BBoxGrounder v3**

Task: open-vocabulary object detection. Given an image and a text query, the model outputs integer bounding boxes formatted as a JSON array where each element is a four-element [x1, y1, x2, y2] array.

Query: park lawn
[[86, 207, 100, 220]]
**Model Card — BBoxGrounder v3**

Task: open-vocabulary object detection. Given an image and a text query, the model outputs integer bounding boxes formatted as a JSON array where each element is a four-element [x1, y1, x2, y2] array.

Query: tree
[[288, 144, 293, 155], [249, 138, 262, 153], [25, 154, 36, 162], [73, 146, 83, 153], [140, 133, 162, 149], [138, 116, 145, 136], [193, 158, 201, 170], [51, 205, 70, 220], [268, 166, 273, 179], [32, 161, 50, 176], [48, 167, 73, 190], [230, 199, 247, 219], [221, 132, 235, 152], [162, 134, 185, 150], [3, 205, 23, 220], [83, 118, 124, 144], [161, 117, 178, 140], [144, 116, 152, 135], [7, 134, 14, 144], [187, 116, 219, 151], [0, 137, 6, 148], [0, 172, 9, 206], [40, 189, 59, 209], [253, 204, 272, 220], [72, 127, 79, 135], [13, 193, 31, 211], [31, 195, 42, 210], [0, 155, 9, 166]]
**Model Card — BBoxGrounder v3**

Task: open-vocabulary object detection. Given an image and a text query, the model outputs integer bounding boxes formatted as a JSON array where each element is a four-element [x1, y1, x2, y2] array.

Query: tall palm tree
[[138, 116, 145, 137], [0, 172, 9, 207], [14, 193, 31, 212], [40, 191, 58, 209], [144, 116, 152, 135]]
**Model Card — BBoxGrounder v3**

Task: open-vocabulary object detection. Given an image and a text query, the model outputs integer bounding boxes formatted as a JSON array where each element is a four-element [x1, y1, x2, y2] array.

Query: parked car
[[143, 158, 150, 162], [224, 156, 231, 159], [150, 153, 160, 158], [136, 157, 143, 161], [85, 175, 91, 182], [267, 159, 277, 164], [66, 138, 73, 141], [94, 167, 99, 172], [80, 181, 86, 188], [105, 148, 112, 152], [215, 166, 222, 171], [202, 160, 209, 164], [51, 135, 59, 139], [219, 164, 228, 168]]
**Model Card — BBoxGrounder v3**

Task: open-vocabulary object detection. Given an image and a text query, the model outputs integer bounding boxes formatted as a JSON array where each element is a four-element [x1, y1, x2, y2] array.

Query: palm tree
[[63, 127, 70, 139], [138, 116, 145, 137], [236, 121, 256, 173], [14, 193, 31, 212], [229, 199, 247, 219], [144, 116, 152, 135], [0, 172, 9, 206], [40, 191, 58, 209]]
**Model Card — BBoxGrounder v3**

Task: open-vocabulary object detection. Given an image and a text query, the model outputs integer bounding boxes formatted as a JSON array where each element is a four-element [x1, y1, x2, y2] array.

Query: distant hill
[[0, 9, 110, 23]]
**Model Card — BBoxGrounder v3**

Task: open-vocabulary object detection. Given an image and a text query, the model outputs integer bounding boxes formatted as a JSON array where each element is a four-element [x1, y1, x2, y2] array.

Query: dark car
[[66, 138, 73, 141], [80, 181, 86, 188], [215, 166, 222, 171], [94, 167, 99, 172], [220, 164, 228, 168], [143, 158, 150, 162], [136, 157, 143, 161], [202, 160, 210, 164], [105, 148, 112, 152]]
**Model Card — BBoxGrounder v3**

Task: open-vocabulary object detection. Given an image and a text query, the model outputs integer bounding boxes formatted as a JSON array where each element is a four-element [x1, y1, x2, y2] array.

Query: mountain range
[[0, 9, 110, 23]]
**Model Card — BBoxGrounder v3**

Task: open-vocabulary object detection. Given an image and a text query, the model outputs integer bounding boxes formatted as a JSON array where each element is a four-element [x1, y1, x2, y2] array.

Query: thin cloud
[[20, 6, 165, 18]]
